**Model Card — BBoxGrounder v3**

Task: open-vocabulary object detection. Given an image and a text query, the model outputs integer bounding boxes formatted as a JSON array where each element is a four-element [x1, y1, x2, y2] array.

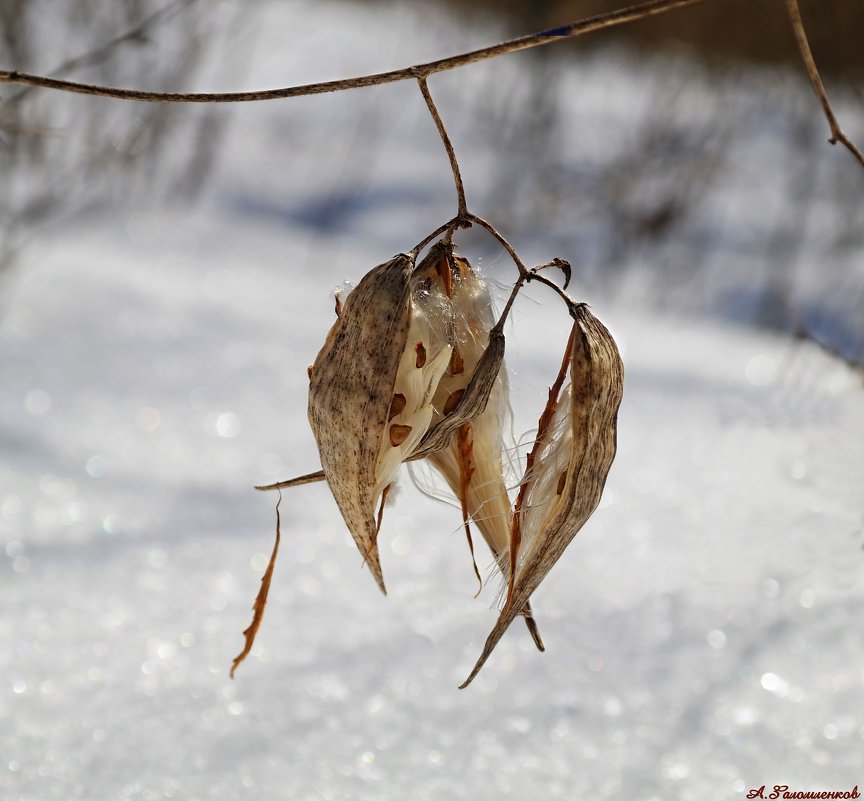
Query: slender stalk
[[0, 0, 704, 103], [466, 213, 529, 277], [255, 470, 324, 491], [785, 0, 864, 168], [410, 216, 460, 256], [494, 274, 528, 335], [418, 77, 468, 221], [527, 271, 578, 311]]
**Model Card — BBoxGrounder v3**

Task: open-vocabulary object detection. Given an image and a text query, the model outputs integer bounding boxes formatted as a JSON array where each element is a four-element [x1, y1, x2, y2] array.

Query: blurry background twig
[[0, 0, 242, 306], [785, 0, 864, 167]]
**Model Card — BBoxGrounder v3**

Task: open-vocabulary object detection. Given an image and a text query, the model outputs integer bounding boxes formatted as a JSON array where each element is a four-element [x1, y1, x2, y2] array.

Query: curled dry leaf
[[460, 303, 624, 688], [230, 493, 283, 678]]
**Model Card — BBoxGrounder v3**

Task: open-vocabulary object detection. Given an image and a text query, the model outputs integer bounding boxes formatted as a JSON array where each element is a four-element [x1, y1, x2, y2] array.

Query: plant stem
[[417, 77, 468, 221]]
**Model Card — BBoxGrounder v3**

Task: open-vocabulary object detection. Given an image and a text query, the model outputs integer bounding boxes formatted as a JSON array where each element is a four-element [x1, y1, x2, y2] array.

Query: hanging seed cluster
[[235, 237, 624, 688]]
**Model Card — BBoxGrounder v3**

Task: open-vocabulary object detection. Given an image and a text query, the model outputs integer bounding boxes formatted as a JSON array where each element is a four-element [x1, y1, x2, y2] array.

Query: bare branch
[[785, 0, 864, 168], [0, 0, 704, 104]]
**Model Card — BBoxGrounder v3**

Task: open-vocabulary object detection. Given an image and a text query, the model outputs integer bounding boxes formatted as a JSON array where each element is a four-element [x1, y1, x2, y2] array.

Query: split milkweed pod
[[460, 303, 624, 688], [307, 253, 453, 594], [411, 243, 544, 648]]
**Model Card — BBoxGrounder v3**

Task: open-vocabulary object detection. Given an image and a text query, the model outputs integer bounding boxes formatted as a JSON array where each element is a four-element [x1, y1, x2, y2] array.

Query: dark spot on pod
[[334, 294, 343, 318], [389, 393, 407, 421], [415, 342, 427, 368], [307, 364, 314, 380], [556, 470, 568, 496], [389, 423, 413, 447], [449, 346, 464, 375], [443, 388, 465, 415]]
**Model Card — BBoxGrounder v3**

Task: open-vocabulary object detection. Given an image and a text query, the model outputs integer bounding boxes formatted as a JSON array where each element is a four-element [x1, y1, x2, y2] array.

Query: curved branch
[[0, 0, 704, 103]]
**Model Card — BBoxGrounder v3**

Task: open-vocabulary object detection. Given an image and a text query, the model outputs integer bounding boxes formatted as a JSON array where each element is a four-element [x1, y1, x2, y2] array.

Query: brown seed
[[389, 423, 413, 447], [452, 255, 472, 281], [415, 342, 427, 368], [443, 388, 465, 415], [434, 255, 453, 297], [556, 470, 568, 496], [389, 393, 407, 421], [449, 346, 465, 375]]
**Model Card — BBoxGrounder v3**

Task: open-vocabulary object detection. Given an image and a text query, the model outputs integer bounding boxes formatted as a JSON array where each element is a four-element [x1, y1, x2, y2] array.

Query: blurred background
[[1, 0, 863, 359]]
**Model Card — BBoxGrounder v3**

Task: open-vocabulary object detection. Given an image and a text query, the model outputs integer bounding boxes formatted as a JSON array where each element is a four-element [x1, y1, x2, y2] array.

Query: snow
[[2, 2, 863, 799]]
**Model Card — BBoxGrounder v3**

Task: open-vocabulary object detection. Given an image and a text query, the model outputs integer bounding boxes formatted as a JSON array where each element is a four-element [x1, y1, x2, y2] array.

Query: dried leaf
[[460, 304, 624, 688], [230, 494, 283, 678]]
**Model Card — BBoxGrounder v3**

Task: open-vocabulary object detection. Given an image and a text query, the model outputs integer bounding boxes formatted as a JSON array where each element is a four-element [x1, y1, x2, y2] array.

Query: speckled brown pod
[[307, 254, 416, 595], [460, 303, 624, 688]]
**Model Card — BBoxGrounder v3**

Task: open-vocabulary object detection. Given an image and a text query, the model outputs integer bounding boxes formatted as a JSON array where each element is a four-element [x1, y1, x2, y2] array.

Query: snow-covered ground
[[2, 2, 863, 799]]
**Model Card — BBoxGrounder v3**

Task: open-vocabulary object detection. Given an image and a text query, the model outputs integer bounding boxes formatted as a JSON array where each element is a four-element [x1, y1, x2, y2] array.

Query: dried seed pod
[[308, 254, 411, 594], [308, 253, 453, 594], [411, 244, 543, 647], [460, 304, 624, 688]]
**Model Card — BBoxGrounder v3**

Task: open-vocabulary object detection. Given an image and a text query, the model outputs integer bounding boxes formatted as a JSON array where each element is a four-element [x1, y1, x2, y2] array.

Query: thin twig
[[255, 470, 324, 491], [494, 274, 529, 335], [411, 216, 460, 256], [467, 217, 579, 329], [417, 77, 468, 220], [0, 0, 704, 103], [528, 271, 578, 311], [785, 0, 864, 168], [466, 213, 529, 277]]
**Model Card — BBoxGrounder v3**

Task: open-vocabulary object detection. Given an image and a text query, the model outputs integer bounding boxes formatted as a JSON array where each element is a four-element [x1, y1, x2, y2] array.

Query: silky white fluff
[[374, 304, 452, 503], [516, 383, 573, 572]]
